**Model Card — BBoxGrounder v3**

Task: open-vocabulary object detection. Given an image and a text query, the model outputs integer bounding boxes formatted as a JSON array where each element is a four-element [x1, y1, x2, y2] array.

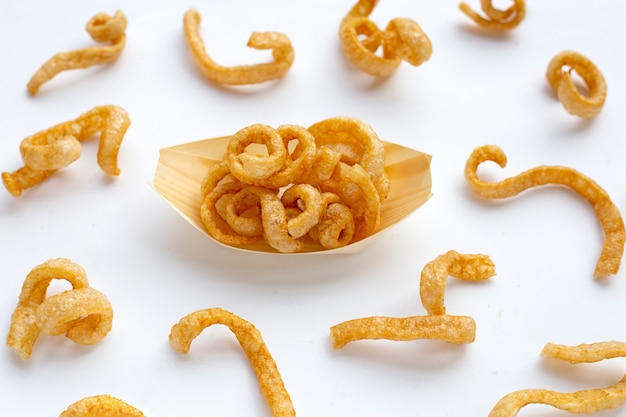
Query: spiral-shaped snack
[[60, 395, 144, 417], [459, 0, 525, 31]]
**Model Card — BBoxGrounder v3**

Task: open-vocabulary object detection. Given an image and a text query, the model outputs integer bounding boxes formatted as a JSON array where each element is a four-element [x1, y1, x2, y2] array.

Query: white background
[[1, 1, 626, 416]]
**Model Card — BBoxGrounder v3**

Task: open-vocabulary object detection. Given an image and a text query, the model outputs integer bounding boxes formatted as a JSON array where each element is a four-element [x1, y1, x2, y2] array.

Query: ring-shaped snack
[[458, 0, 525, 31]]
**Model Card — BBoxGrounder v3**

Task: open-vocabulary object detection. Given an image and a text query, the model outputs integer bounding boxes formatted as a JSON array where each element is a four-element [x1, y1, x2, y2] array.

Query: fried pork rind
[[6, 258, 113, 360], [338, 0, 432, 77], [60, 395, 145, 417], [199, 117, 388, 253], [183, 8, 294, 86], [2, 105, 131, 197], [330, 251, 495, 349], [546, 50, 607, 118], [458, 0, 525, 31], [27, 10, 127, 95], [488, 341, 626, 417], [465, 145, 626, 278], [169, 308, 296, 417]]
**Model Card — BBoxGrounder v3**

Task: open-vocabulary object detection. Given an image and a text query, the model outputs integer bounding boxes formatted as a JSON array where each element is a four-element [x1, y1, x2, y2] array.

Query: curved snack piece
[[60, 395, 144, 417], [338, 0, 432, 77], [546, 50, 607, 118], [488, 341, 626, 417], [27, 10, 127, 95], [183, 8, 294, 86], [2, 105, 131, 197], [464, 145, 625, 278], [5, 258, 113, 360], [420, 250, 496, 316], [169, 308, 296, 417], [458, 0, 525, 31]]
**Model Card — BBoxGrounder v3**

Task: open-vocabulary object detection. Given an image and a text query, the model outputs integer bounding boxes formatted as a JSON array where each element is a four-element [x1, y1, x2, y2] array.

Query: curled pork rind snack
[[200, 116, 390, 253], [5, 258, 113, 360], [330, 250, 495, 349], [27, 10, 127, 95], [183, 8, 294, 86], [2, 105, 131, 197], [546, 50, 607, 118], [339, 0, 432, 77], [458, 0, 525, 31], [60, 395, 144, 417], [169, 308, 296, 417], [464, 144, 625, 278], [488, 341, 626, 417]]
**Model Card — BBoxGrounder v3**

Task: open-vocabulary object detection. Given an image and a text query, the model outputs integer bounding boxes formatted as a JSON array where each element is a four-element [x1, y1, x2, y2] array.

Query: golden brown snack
[[458, 0, 525, 31], [2, 105, 131, 197], [420, 250, 496, 316], [464, 144, 625, 278], [27, 10, 127, 95], [339, 0, 432, 77], [183, 8, 294, 86], [6, 258, 113, 360], [60, 395, 144, 417], [546, 50, 607, 118], [488, 341, 626, 417], [169, 308, 295, 417]]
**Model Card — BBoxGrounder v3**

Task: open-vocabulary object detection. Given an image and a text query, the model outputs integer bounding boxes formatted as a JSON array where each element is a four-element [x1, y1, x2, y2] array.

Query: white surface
[[1, 1, 626, 416]]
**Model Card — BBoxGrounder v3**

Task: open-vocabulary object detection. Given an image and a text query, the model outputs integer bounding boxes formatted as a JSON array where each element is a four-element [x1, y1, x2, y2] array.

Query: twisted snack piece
[[60, 395, 144, 417], [339, 0, 432, 77], [183, 8, 294, 86], [169, 308, 296, 417], [458, 0, 525, 31], [2, 105, 131, 197], [330, 251, 495, 349], [488, 341, 626, 417], [464, 145, 625, 278], [6, 258, 113, 360], [546, 50, 607, 118], [27, 10, 127, 95], [420, 250, 496, 316]]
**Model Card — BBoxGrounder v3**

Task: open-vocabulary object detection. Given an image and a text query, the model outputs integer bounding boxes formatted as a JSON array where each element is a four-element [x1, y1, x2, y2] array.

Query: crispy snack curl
[[464, 145, 625, 278], [169, 308, 295, 417], [60, 395, 144, 417], [183, 8, 294, 86], [339, 0, 432, 77], [458, 0, 525, 31], [6, 258, 113, 360], [546, 50, 607, 118], [488, 341, 626, 417], [330, 251, 495, 349], [2, 105, 131, 197], [27, 10, 127, 95]]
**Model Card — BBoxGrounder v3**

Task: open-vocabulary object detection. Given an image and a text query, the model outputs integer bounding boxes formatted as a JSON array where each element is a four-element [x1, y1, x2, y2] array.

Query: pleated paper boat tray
[[152, 136, 432, 254]]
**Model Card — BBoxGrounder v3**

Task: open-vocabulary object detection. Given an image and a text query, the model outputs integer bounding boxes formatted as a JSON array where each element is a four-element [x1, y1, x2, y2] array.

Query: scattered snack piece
[[169, 308, 295, 417], [330, 251, 495, 349], [2, 105, 131, 197], [60, 394, 144, 417], [200, 117, 388, 253], [183, 8, 294, 85], [27, 10, 127, 95], [6, 258, 113, 360], [488, 341, 626, 417], [458, 0, 525, 31], [420, 250, 496, 316], [546, 50, 607, 118], [464, 144, 626, 278], [339, 0, 432, 77]]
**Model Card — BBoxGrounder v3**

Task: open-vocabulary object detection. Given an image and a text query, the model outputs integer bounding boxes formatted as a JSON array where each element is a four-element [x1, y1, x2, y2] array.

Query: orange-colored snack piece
[[27, 10, 127, 95], [339, 0, 432, 77], [183, 8, 294, 86], [60, 395, 144, 417], [2, 105, 131, 197], [464, 144, 625, 278], [169, 308, 295, 417], [458, 0, 525, 31], [546, 50, 607, 118]]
